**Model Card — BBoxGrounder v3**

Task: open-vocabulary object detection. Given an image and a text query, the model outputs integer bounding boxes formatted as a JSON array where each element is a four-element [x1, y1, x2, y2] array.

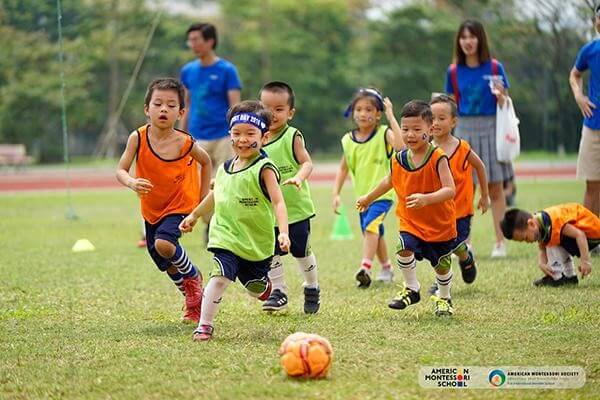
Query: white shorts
[[576, 125, 600, 181]]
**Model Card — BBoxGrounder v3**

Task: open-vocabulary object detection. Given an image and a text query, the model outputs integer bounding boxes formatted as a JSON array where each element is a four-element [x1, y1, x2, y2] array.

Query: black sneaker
[[355, 267, 372, 289], [303, 287, 320, 314], [262, 289, 288, 312], [563, 275, 579, 285], [459, 250, 477, 284], [388, 286, 420, 310], [533, 275, 567, 287]]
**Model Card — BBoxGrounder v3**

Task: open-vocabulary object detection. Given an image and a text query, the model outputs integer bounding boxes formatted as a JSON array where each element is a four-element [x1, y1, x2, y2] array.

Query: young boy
[[357, 100, 457, 316], [116, 78, 212, 323], [429, 95, 489, 292], [500, 203, 599, 286], [259, 81, 320, 314]]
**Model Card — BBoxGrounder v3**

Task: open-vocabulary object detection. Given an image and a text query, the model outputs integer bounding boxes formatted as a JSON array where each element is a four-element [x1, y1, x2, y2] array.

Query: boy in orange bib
[[357, 100, 457, 316], [116, 78, 212, 323]]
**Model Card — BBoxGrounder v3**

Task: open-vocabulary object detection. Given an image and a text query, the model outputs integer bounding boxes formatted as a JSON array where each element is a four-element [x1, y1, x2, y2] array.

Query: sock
[[563, 258, 576, 278], [170, 245, 199, 279], [548, 260, 563, 280], [381, 260, 392, 270], [397, 254, 419, 292], [361, 258, 373, 270], [296, 253, 318, 289], [436, 270, 453, 299], [268, 255, 287, 294], [198, 276, 231, 327], [167, 270, 185, 295]]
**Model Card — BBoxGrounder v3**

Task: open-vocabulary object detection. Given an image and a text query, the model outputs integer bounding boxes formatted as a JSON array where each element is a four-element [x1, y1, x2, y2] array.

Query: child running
[[116, 78, 212, 323], [357, 100, 458, 316], [332, 88, 402, 288], [259, 81, 320, 314], [501, 203, 599, 286], [428, 94, 489, 293], [179, 100, 290, 341]]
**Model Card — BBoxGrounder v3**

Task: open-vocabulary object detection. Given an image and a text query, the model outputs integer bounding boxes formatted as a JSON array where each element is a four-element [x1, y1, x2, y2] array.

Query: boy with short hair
[[357, 100, 458, 316], [259, 81, 320, 314], [500, 203, 599, 286]]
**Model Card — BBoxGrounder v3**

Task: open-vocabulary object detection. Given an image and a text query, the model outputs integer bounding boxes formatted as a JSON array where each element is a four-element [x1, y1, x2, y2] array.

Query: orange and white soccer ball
[[279, 332, 333, 379]]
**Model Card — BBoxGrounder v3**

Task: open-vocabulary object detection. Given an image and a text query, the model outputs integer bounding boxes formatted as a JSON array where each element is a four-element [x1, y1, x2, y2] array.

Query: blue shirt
[[445, 60, 510, 117], [575, 39, 600, 129], [180, 58, 242, 140]]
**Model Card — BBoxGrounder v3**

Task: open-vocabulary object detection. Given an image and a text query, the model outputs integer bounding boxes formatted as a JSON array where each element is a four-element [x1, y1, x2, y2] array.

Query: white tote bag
[[495, 97, 520, 162]]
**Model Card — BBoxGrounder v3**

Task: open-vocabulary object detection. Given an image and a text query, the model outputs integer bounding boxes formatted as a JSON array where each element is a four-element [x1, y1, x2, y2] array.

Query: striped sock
[[170, 245, 199, 279], [167, 270, 185, 295], [397, 254, 419, 292], [361, 258, 373, 270], [436, 270, 453, 299]]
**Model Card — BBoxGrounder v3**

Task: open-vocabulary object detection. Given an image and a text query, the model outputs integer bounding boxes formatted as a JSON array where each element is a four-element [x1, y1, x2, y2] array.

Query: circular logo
[[488, 369, 506, 387]]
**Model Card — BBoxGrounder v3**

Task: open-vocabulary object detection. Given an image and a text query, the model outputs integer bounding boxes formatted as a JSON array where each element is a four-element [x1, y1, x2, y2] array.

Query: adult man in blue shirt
[[180, 23, 242, 171], [570, 5, 600, 228]]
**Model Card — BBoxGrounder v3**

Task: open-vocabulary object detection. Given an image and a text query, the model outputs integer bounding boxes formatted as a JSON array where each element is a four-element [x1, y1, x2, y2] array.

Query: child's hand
[[538, 262, 552, 277], [579, 260, 592, 278], [406, 193, 428, 209], [383, 97, 393, 115], [179, 215, 198, 233], [278, 232, 290, 253], [478, 195, 490, 214], [332, 195, 341, 215], [356, 196, 370, 213], [129, 178, 153, 195], [283, 176, 303, 190]]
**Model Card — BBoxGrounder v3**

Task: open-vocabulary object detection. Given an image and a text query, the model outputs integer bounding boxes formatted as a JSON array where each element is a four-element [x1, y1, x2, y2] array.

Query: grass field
[[1, 181, 599, 399]]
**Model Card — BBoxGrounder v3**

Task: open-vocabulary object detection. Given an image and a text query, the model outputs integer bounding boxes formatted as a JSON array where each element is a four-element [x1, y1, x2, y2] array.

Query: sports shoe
[[137, 235, 146, 248], [182, 275, 203, 324], [431, 295, 454, 316], [388, 286, 420, 310], [303, 287, 320, 314], [355, 267, 372, 288], [262, 289, 288, 312], [192, 324, 213, 341], [533, 275, 567, 287], [459, 249, 477, 284], [376, 267, 394, 283], [563, 275, 579, 285], [490, 241, 507, 258]]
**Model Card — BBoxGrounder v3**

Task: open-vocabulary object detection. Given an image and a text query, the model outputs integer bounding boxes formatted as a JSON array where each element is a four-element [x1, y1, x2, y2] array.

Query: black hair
[[500, 208, 532, 240], [186, 23, 218, 49], [348, 87, 384, 115], [453, 19, 491, 65], [259, 81, 295, 108], [400, 100, 433, 125], [430, 94, 458, 118], [144, 78, 185, 109], [227, 100, 272, 135]]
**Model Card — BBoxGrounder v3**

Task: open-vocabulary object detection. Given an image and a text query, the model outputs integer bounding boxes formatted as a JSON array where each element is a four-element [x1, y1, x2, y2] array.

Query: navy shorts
[[397, 231, 457, 269], [456, 216, 472, 246], [274, 218, 312, 257], [210, 248, 271, 288], [359, 199, 393, 236], [145, 214, 185, 271]]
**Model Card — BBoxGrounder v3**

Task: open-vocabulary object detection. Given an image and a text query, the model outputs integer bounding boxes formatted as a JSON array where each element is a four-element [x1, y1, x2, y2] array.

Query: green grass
[[0, 182, 598, 399]]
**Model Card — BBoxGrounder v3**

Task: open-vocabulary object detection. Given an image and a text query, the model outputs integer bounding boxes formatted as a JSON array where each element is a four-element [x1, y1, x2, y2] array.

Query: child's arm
[[467, 150, 490, 214], [407, 157, 455, 209], [283, 134, 313, 190], [190, 143, 213, 201], [332, 155, 348, 214], [356, 174, 393, 212], [179, 191, 215, 233], [384, 97, 405, 151], [263, 167, 291, 252], [116, 132, 153, 194], [561, 223, 592, 278]]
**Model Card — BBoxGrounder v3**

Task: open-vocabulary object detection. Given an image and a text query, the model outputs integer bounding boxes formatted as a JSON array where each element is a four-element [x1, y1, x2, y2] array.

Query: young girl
[[179, 100, 290, 341], [445, 19, 512, 258], [116, 78, 212, 324], [429, 94, 489, 289], [332, 88, 402, 288]]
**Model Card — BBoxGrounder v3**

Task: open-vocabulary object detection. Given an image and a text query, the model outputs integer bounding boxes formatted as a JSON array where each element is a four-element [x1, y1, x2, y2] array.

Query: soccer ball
[[279, 332, 333, 379]]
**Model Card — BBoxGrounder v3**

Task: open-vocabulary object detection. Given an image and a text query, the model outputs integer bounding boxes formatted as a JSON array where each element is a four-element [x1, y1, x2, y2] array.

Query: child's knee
[[245, 278, 271, 300], [155, 239, 176, 258], [435, 266, 450, 275], [398, 250, 413, 258]]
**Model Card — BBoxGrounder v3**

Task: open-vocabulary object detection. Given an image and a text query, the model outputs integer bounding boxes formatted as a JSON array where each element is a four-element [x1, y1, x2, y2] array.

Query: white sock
[[436, 270, 453, 299], [267, 255, 287, 294], [397, 254, 419, 292], [198, 276, 231, 327], [296, 253, 318, 289]]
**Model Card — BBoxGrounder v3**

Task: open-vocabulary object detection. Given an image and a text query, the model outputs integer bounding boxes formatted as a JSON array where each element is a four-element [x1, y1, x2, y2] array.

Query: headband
[[229, 112, 268, 134], [343, 88, 384, 118]]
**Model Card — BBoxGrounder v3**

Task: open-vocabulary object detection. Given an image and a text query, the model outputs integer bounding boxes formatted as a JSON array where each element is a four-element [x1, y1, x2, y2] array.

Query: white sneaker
[[376, 267, 394, 283], [490, 241, 507, 258]]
